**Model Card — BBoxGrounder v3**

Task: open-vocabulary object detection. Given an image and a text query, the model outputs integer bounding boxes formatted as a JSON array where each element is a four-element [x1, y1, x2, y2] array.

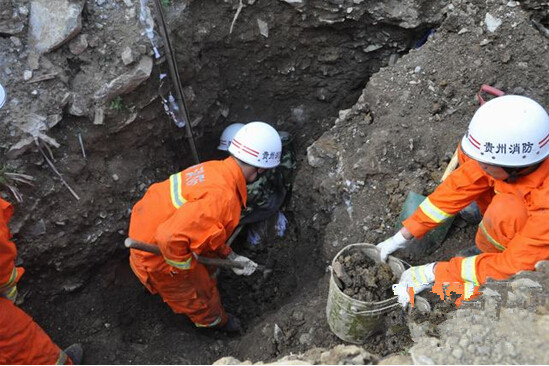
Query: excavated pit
[[0, 0, 453, 364]]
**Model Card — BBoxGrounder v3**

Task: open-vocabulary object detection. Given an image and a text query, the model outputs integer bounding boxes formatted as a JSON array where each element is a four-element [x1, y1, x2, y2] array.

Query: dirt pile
[[409, 268, 549, 364], [334, 247, 397, 302]]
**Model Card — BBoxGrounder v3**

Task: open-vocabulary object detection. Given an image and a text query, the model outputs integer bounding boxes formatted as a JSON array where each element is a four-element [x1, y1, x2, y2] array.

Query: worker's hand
[[1, 284, 18, 303], [376, 230, 412, 262], [228, 252, 258, 276], [392, 263, 436, 307]]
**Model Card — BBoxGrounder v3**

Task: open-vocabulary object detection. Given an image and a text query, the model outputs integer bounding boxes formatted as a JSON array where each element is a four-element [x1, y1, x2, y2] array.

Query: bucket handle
[[350, 302, 401, 315]]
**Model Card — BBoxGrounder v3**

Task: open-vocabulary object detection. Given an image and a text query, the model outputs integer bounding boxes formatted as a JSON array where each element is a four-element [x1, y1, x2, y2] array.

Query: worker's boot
[[217, 313, 241, 333], [64, 343, 83, 365]]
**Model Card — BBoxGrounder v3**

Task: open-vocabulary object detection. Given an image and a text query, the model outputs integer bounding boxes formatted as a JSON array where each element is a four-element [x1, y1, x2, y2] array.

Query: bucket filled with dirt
[[326, 243, 405, 344]]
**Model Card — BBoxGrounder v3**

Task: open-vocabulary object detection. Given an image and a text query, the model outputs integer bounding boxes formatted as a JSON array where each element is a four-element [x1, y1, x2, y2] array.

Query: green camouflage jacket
[[242, 132, 296, 220]]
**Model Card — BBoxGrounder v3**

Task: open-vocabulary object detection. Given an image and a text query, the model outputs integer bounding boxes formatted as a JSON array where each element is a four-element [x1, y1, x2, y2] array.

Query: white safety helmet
[[0, 83, 6, 109], [461, 95, 549, 167], [229, 121, 282, 169], [218, 123, 245, 151]]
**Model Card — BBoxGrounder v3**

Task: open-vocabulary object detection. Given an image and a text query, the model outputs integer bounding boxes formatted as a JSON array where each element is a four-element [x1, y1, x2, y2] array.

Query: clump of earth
[[334, 247, 398, 302]]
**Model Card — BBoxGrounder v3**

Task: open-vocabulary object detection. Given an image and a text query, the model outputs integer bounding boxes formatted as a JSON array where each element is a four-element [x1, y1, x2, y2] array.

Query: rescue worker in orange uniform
[[129, 122, 282, 331], [0, 198, 83, 364], [0, 85, 82, 364], [376, 95, 549, 306]]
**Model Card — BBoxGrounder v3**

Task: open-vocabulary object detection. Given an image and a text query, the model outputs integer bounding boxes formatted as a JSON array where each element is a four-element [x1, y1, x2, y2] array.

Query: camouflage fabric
[[242, 131, 296, 223]]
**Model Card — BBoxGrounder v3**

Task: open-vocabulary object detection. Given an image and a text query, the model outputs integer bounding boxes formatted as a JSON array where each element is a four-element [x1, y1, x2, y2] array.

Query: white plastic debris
[[257, 19, 268, 38], [275, 211, 288, 237], [485, 13, 502, 33]]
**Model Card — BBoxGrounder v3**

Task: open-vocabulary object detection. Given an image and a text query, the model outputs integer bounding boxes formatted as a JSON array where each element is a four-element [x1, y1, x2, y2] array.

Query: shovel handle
[[124, 237, 264, 271], [440, 148, 459, 182]]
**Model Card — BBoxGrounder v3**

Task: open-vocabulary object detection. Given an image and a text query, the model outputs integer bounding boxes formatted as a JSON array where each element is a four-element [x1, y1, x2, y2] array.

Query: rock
[[94, 56, 153, 101], [257, 19, 268, 38], [363, 44, 382, 53], [19, 6, 29, 16], [29, 0, 85, 53], [273, 324, 284, 343], [69, 34, 88, 55], [320, 345, 376, 365], [10, 36, 22, 47], [298, 333, 312, 345], [213, 357, 244, 365], [7, 137, 36, 159], [68, 94, 89, 117], [0, 2, 25, 35], [28, 219, 47, 236], [23, 70, 33, 81], [291, 310, 304, 322], [378, 354, 414, 365], [121, 46, 135, 65], [511, 277, 542, 290], [93, 107, 105, 125], [484, 13, 502, 33], [535, 260, 549, 273], [28, 52, 40, 70], [306, 134, 339, 168]]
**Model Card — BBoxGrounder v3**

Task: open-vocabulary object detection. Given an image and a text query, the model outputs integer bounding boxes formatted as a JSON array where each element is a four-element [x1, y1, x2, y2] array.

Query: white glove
[[228, 252, 258, 276], [392, 263, 436, 307], [376, 231, 412, 262]]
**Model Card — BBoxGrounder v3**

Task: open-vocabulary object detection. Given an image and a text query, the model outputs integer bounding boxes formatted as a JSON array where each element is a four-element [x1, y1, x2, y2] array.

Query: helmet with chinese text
[[218, 123, 245, 151], [461, 95, 549, 167], [229, 121, 282, 169]]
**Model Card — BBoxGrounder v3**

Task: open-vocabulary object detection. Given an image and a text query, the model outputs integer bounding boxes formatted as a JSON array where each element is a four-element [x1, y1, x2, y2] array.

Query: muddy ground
[[0, 0, 548, 364]]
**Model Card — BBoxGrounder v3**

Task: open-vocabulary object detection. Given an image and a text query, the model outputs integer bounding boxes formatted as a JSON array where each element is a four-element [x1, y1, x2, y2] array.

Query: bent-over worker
[[129, 122, 282, 331], [377, 95, 549, 306]]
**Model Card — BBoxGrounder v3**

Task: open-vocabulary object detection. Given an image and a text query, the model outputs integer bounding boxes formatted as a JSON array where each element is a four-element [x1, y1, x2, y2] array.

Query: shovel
[[124, 237, 272, 276], [397, 154, 458, 259]]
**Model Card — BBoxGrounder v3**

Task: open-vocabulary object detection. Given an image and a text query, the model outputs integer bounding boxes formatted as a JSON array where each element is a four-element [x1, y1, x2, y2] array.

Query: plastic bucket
[[326, 243, 406, 344]]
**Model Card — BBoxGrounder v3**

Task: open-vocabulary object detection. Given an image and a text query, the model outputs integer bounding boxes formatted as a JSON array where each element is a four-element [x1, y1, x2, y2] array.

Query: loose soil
[[335, 247, 398, 302]]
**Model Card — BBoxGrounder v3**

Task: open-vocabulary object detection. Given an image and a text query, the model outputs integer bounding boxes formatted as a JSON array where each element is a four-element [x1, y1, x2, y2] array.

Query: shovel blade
[[397, 191, 455, 260]]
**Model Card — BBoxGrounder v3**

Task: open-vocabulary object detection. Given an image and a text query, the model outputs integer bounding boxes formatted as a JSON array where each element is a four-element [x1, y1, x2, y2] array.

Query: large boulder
[[28, 0, 84, 53]]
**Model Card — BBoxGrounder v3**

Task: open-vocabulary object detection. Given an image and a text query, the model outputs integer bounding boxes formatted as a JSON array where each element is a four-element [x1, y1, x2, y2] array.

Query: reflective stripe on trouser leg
[[56, 351, 68, 365], [0, 267, 17, 292], [461, 256, 479, 300], [475, 193, 527, 253]]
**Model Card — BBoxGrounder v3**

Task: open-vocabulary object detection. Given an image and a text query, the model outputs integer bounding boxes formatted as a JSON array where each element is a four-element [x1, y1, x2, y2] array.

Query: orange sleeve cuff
[[402, 216, 431, 239], [434, 260, 464, 284]]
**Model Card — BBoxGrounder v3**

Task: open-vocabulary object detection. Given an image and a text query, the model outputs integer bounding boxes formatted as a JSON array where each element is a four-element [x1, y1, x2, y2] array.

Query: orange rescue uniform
[[0, 198, 71, 365], [129, 157, 247, 327], [403, 154, 549, 299]]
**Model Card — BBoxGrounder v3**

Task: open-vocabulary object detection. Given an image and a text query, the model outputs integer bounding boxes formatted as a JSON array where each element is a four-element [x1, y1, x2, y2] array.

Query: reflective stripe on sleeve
[[479, 221, 506, 251], [0, 267, 17, 292], [169, 172, 187, 209], [410, 265, 429, 287], [194, 316, 222, 328], [419, 197, 453, 223], [164, 255, 192, 270]]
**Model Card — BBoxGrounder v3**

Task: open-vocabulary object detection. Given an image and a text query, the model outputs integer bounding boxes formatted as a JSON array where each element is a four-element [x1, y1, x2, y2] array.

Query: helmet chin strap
[[503, 163, 541, 183]]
